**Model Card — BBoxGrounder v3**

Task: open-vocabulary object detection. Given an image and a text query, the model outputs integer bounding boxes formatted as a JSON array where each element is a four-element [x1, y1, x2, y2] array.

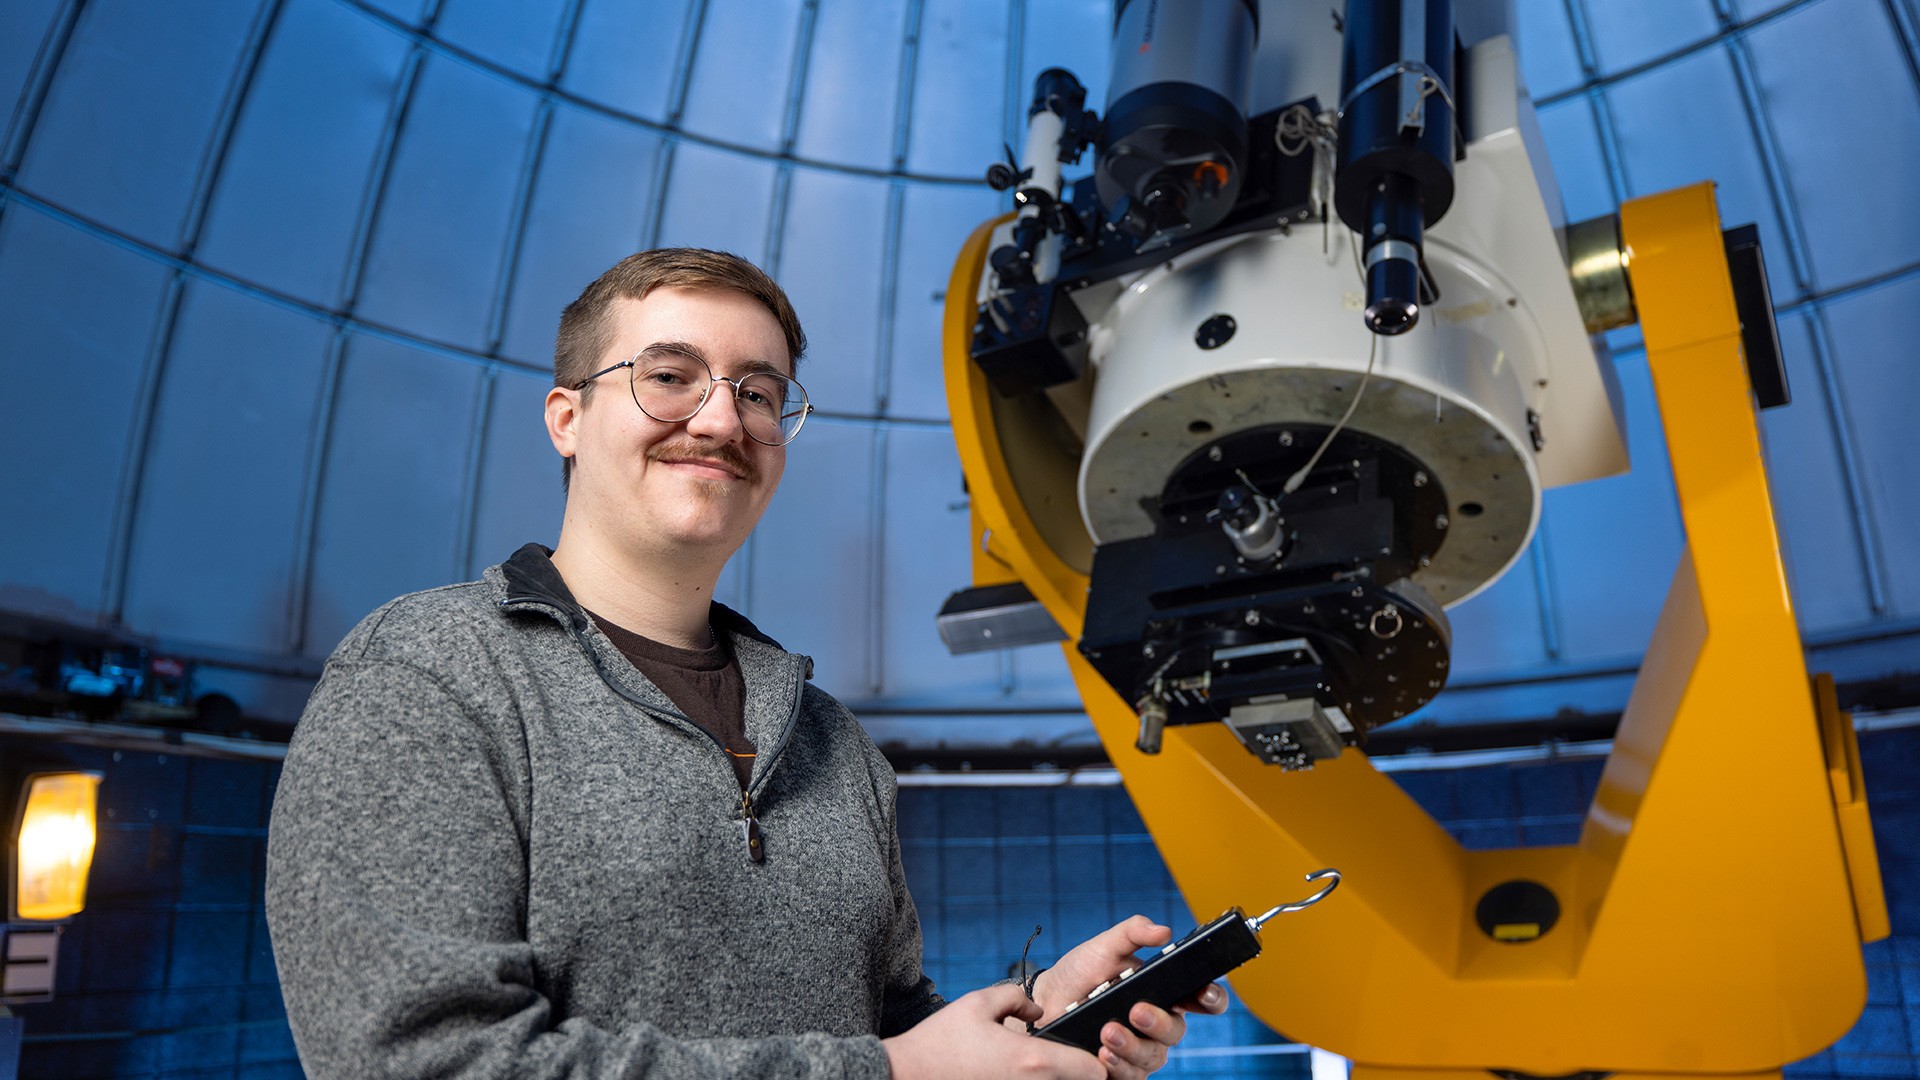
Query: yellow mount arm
[[943, 183, 1888, 1079]]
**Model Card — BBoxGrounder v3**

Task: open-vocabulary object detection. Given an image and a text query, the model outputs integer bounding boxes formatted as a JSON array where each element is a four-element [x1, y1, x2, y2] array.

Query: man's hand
[[884, 984, 1105, 1080], [1019, 915, 1231, 1080]]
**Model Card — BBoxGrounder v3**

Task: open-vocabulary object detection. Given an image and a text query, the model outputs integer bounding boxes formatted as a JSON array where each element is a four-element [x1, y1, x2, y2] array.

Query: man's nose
[[685, 379, 746, 441]]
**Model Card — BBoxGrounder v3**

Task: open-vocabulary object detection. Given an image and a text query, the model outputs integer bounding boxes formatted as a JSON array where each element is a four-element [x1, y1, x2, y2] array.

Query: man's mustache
[[647, 439, 759, 484]]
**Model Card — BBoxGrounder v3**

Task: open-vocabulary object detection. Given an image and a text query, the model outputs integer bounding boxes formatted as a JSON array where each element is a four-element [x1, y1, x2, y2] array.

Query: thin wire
[[1274, 103, 1339, 255], [1284, 329, 1378, 496]]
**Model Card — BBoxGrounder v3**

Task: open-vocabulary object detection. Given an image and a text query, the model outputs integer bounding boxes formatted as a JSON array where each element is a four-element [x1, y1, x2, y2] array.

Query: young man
[[266, 249, 1224, 1080]]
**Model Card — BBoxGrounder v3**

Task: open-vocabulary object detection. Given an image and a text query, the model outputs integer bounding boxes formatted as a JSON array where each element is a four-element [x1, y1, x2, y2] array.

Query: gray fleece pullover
[[266, 544, 944, 1079]]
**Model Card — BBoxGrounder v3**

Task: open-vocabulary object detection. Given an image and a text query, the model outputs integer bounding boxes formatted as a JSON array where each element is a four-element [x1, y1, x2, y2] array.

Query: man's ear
[[545, 386, 580, 462]]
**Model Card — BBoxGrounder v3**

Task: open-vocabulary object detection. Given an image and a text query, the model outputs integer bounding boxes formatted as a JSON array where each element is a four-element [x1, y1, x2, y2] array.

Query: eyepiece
[[1363, 254, 1421, 335], [1360, 174, 1426, 335]]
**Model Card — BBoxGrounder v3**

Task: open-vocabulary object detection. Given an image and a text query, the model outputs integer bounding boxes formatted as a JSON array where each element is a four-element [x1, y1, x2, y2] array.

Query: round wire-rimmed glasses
[[573, 346, 812, 446]]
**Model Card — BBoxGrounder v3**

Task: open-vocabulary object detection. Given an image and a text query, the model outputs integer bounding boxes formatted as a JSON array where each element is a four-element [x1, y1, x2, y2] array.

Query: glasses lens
[[736, 373, 808, 445], [630, 352, 709, 423]]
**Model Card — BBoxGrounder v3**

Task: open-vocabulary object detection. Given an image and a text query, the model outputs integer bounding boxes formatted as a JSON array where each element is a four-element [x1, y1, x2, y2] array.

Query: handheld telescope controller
[[1032, 870, 1340, 1052]]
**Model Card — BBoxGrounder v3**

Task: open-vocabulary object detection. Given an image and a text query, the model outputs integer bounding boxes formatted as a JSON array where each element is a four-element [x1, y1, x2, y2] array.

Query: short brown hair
[[555, 248, 807, 488]]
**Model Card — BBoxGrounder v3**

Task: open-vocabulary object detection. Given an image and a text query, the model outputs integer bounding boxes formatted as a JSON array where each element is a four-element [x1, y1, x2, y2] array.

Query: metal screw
[[1244, 611, 1261, 626], [1413, 471, 1428, 487], [1435, 514, 1449, 529], [1419, 555, 1432, 567], [1280, 432, 1294, 446], [1215, 565, 1227, 575], [1208, 446, 1223, 462]]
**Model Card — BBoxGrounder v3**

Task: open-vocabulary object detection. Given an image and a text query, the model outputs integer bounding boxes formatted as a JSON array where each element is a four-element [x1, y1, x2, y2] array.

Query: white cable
[[1283, 330, 1378, 496]]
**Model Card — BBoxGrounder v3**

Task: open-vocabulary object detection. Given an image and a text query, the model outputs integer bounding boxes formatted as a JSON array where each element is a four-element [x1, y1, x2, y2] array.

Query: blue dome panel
[[196, 0, 412, 310], [748, 421, 878, 698], [500, 106, 670, 365], [16, 0, 264, 252], [653, 143, 777, 261], [121, 281, 334, 654], [1536, 353, 1686, 665], [774, 169, 892, 415], [678, 0, 806, 154], [0, 0, 66, 144], [1607, 49, 1801, 300], [466, 367, 565, 578], [1514, 0, 1583, 99], [560, 0, 702, 126], [1762, 311, 1876, 630], [300, 333, 484, 657], [879, 426, 1000, 703], [1580, 0, 1720, 76], [885, 182, 1006, 422], [1747, 0, 1920, 292], [435, 0, 571, 82], [1535, 97, 1617, 221], [793, 0, 913, 172], [0, 208, 169, 625], [1446, 553, 1554, 676], [905, 0, 1010, 178], [353, 53, 539, 351], [1823, 276, 1920, 619]]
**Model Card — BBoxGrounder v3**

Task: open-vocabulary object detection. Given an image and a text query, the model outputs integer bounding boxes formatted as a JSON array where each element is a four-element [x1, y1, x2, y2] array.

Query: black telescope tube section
[[1333, 0, 1457, 232], [1364, 173, 1424, 335]]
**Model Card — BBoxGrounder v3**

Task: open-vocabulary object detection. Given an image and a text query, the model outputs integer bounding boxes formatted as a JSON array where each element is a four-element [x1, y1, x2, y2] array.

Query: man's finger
[[1100, 913, 1172, 954], [1127, 1002, 1187, 1048], [1098, 1045, 1151, 1080], [974, 982, 1043, 1023], [1173, 982, 1229, 1016], [1103, 1018, 1171, 1072], [1035, 1037, 1110, 1080]]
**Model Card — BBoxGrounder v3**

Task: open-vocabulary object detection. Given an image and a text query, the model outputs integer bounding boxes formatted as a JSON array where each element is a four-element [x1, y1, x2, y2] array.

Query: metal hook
[[1249, 869, 1341, 930]]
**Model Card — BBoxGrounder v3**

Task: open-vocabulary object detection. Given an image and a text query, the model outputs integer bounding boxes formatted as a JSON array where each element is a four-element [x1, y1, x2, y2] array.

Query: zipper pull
[[738, 791, 764, 863]]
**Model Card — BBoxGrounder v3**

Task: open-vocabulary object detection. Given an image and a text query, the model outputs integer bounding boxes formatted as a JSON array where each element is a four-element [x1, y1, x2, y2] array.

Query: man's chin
[[650, 506, 758, 551]]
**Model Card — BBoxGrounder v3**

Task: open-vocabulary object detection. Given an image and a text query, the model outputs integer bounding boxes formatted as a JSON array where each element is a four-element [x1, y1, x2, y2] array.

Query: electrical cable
[[1283, 326, 1378, 496]]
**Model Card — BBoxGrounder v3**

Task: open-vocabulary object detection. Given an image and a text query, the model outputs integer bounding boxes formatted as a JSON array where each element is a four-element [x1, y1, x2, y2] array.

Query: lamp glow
[[14, 772, 101, 920]]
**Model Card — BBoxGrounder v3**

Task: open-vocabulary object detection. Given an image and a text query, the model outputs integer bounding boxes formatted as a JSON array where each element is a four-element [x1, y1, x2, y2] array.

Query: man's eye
[[739, 387, 774, 408], [643, 369, 689, 386]]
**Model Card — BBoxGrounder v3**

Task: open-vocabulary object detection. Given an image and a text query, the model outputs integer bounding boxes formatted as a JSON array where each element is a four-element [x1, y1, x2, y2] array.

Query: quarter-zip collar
[[494, 544, 814, 854]]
